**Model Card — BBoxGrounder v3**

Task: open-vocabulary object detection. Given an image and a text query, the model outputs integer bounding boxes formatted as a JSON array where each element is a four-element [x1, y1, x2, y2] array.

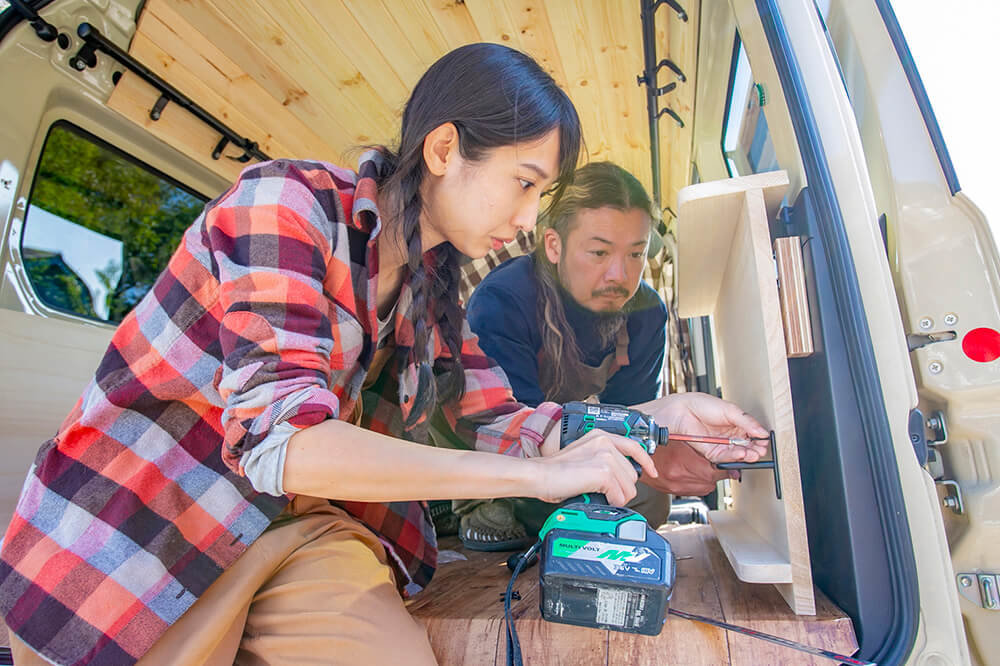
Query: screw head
[[960, 575, 973, 587], [943, 313, 958, 326], [919, 317, 933, 330], [929, 361, 943, 374], [943, 496, 958, 509]]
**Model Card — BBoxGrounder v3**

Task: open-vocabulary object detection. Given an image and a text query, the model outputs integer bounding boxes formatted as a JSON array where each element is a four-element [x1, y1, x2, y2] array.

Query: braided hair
[[377, 43, 582, 431]]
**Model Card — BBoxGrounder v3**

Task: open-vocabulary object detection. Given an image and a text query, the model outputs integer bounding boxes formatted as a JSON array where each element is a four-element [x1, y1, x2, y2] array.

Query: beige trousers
[[8, 495, 437, 666]]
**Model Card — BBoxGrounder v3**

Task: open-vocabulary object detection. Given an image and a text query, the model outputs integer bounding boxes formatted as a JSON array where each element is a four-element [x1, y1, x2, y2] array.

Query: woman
[[0, 44, 765, 665]]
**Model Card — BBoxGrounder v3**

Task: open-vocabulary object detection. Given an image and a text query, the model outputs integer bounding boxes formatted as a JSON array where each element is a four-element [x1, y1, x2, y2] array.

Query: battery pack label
[[552, 538, 657, 576], [595, 587, 629, 626]]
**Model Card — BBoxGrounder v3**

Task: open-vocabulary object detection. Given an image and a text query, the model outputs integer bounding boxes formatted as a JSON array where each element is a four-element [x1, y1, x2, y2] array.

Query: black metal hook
[[656, 107, 684, 128], [652, 0, 688, 22]]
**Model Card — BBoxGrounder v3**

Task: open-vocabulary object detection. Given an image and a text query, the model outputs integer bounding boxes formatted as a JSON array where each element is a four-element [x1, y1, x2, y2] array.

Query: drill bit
[[668, 432, 770, 447]]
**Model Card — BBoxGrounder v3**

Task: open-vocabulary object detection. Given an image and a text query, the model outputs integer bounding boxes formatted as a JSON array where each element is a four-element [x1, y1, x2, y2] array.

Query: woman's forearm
[[282, 418, 544, 501]]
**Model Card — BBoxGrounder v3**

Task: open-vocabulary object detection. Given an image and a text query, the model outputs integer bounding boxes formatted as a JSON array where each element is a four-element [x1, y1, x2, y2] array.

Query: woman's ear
[[543, 228, 562, 265], [422, 123, 460, 177]]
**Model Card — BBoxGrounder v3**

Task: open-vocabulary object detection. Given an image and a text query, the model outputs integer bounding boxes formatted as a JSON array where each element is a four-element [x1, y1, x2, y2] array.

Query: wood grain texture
[[411, 526, 855, 664], [109, 1, 698, 202], [676, 172, 815, 615], [774, 236, 814, 357]]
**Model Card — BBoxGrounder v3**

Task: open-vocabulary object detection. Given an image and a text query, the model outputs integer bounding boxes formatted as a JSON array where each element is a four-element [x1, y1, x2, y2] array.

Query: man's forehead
[[568, 207, 651, 245]]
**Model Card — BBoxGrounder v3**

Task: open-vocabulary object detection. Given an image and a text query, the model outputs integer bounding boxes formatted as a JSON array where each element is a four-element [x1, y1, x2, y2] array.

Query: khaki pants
[[8, 496, 437, 666]]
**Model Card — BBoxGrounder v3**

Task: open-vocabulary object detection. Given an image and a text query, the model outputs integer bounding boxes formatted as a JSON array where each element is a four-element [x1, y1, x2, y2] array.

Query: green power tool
[[538, 402, 676, 635]]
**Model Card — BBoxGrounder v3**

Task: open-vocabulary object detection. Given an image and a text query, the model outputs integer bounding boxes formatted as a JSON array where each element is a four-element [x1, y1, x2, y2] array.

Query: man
[[457, 162, 734, 550]]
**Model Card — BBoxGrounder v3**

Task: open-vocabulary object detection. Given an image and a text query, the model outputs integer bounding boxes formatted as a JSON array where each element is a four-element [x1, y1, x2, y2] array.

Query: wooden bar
[[774, 236, 814, 357]]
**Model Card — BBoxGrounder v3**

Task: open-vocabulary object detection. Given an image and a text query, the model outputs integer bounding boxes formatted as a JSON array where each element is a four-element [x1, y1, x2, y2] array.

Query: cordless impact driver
[[536, 402, 677, 636]]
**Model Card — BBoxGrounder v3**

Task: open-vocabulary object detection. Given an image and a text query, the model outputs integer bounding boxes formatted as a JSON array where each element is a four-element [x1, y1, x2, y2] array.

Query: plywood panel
[[676, 171, 815, 615]]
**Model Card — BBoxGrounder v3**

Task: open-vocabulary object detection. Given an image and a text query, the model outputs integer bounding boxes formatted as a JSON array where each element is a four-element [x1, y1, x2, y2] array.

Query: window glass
[[722, 39, 780, 177], [23, 123, 205, 323]]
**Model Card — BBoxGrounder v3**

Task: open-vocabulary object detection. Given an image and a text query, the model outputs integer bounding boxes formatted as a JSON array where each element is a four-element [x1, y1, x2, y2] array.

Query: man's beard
[[556, 260, 630, 349], [593, 308, 627, 349]]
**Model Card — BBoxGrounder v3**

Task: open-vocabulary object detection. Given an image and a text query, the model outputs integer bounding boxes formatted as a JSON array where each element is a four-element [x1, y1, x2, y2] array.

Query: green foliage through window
[[23, 123, 206, 323]]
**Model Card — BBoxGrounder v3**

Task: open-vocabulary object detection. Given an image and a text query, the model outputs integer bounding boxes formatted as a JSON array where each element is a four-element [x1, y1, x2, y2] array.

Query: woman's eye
[[518, 178, 535, 190]]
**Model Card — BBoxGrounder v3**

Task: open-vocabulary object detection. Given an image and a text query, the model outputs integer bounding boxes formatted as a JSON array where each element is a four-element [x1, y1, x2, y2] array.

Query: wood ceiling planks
[[106, 0, 697, 210]]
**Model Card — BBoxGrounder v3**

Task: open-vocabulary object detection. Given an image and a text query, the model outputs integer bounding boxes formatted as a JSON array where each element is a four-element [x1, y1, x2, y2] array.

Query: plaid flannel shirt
[[0, 155, 561, 666]]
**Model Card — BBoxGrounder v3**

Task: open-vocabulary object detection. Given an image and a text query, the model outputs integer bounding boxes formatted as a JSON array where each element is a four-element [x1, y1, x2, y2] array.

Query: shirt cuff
[[241, 420, 298, 497]]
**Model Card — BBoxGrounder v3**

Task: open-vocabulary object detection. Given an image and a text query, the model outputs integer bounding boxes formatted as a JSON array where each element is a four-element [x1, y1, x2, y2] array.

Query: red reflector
[[962, 327, 1000, 363]]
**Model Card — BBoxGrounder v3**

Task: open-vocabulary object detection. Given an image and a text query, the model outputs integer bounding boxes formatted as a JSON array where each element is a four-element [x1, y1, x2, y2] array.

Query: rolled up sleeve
[[208, 163, 348, 475]]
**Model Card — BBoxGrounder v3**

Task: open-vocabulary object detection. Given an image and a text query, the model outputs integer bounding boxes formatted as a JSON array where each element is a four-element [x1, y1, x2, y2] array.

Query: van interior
[[1, 1, 994, 664]]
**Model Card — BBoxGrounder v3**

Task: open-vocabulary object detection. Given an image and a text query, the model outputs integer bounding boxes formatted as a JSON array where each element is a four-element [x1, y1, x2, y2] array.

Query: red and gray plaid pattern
[[0, 155, 560, 665], [458, 229, 536, 304]]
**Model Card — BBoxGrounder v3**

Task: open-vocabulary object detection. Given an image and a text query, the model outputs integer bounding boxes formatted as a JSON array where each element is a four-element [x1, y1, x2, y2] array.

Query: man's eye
[[631, 252, 645, 259], [591, 250, 608, 257]]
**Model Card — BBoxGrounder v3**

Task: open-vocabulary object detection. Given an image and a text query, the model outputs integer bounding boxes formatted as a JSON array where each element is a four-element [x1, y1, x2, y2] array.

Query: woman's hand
[[636, 393, 771, 463], [530, 429, 659, 505]]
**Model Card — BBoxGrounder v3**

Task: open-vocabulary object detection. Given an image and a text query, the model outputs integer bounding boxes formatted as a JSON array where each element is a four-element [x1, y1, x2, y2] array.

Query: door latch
[[958, 573, 1000, 610]]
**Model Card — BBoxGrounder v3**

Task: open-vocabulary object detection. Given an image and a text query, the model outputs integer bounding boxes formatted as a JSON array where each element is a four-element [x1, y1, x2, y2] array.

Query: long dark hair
[[534, 162, 653, 401], [378, 43, 581, 429]]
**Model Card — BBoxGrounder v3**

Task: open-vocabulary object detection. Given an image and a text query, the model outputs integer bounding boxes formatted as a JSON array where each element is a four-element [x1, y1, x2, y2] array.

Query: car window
[[22, 122, 206, 323], [722, 37, 781, 177]]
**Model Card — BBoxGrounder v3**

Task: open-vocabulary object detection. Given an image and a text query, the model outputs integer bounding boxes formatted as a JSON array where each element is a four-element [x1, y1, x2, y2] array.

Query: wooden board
[[103, 1, 696, 202], [774, 236, 814, 357], [409, 526, 856, 665], [676, 171, 816, 615]]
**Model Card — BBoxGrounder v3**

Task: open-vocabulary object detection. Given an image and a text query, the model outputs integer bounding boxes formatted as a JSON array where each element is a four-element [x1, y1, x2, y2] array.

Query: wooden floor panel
[[409, 524, 858, 665]]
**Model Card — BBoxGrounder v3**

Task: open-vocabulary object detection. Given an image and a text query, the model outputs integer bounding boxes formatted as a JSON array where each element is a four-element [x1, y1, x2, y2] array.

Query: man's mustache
[[591, 286, 630, 298]]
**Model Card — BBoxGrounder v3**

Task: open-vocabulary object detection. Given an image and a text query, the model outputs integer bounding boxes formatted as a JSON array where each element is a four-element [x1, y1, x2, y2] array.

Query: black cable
[[504, 541, 540, 666]]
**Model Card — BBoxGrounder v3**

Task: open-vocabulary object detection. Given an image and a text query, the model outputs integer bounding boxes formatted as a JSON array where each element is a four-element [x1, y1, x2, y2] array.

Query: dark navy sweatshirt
[[466, 255, 667, 408]]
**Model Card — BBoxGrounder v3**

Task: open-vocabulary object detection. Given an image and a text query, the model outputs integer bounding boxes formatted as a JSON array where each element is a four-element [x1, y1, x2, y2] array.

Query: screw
[[960, 576, 972, 587], [919, 317, 933, 330], [943, 496, 959, 510], [928, 361, 943, 374], [943, 313, 958, 326]]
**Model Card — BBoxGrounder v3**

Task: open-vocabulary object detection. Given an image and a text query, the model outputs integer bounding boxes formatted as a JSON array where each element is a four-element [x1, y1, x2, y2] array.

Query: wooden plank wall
[[106, 0, 697, 206]]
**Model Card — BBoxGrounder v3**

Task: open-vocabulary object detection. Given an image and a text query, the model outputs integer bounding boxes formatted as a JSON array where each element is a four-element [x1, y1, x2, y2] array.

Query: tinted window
[[23, 123, 206, 323]]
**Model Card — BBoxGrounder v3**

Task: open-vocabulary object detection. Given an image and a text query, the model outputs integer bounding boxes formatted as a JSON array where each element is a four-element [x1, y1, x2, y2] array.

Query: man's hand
[[641, 440, 732, 496], [635, 392, 770, 463]]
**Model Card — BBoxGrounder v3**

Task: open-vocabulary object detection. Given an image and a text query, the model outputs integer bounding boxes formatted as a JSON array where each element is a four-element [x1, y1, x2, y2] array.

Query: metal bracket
[[149, 94, 169, 121], [938, 479, 964, 514], [957, 573, 1000, 610], [715, 431, 781, 499], [69, 43, 98, 71], [926, 410, 948, 445]]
